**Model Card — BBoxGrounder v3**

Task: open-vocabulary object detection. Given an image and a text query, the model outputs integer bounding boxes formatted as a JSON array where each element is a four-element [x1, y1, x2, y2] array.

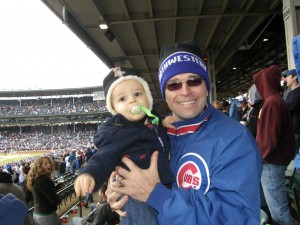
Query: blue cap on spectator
[[281, 69, 297, 77]]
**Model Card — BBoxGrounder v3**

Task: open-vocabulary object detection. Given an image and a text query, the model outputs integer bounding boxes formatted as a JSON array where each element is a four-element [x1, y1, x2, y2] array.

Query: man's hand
[[111, 151, 161, 202], [106, 171, 128, 217], [74, 173, 95, 197]]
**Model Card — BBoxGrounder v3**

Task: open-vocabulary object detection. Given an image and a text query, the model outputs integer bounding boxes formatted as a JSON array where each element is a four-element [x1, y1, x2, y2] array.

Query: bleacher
[[0, 89, 115, 224]]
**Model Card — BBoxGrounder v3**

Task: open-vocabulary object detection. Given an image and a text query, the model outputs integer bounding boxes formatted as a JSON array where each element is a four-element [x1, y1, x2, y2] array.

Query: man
[[282, 69, 300, 150], [68, 150, 76, 173], [246, 84, 263, 138], [238, 96, 249, 123], [228, 98, 241, 121], [77, 42, 262, 224], [254, 65, 295, 224], [71, 183, 119, 225], [85, 146, 93, 163], [221, 100, 230, 115]]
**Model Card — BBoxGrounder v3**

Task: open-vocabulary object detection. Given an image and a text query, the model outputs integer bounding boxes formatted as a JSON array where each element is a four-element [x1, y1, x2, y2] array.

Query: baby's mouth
[[130, 105, 142, 114]]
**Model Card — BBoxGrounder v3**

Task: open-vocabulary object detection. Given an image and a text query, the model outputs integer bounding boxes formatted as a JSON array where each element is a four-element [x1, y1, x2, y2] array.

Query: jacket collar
[[167, 104, 212, 136]]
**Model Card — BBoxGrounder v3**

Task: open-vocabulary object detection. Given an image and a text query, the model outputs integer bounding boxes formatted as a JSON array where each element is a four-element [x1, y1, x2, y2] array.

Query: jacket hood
[[253, 65, 281, 99], [249, 84, 262, 106]]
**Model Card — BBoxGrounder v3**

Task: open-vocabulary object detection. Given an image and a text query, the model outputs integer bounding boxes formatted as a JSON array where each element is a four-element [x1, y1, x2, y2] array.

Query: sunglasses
[[165, 77, 203, 91]]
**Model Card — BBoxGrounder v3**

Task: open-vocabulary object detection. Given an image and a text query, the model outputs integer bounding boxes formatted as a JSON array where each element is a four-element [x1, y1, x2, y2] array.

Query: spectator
[[0, 171, 33, 225], [22, 164, 34, 208], [68, 151, 76, 173], [237, 96, 250, 123], [59, 157, 66, 175], [221, 100, 230, 115], [211, 100, 223, 111], [27, 156, 62, 225], [106, 42, 262, 224], [282, 69, 300, 150], [246, 84, 263, 138], [229, 98, 241, 121], [0, 193, 28, 225], [71, 182, 119, 225], [75, 67, 174, 225], [18, 162, 26, 187], [4, 164, 19, 183], [254, 65, 295, 224], [65, 153, 70, 172], [52, 159, 60, 179], [85, 147, 93, 163]]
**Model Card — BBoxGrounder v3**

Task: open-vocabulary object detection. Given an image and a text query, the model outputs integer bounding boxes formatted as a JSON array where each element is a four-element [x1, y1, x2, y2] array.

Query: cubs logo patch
[[176, 153, 210, 194]]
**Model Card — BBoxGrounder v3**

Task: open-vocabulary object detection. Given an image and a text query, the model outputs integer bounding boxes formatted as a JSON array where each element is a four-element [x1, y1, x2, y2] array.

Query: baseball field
[[0, 150, 51, 166]]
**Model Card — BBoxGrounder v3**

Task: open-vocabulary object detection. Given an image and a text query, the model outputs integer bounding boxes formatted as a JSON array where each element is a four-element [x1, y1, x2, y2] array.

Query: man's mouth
[[178, 100, 196, 105]]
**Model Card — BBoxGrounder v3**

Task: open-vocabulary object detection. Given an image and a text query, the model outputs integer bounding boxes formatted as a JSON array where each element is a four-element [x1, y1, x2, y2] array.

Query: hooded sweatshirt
[[253, 65, 295, 165]]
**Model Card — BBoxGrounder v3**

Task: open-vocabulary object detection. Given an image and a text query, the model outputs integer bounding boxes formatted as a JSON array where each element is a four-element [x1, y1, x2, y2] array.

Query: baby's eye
[[119, 97, 126, 102], [135, 92, 142, 97]]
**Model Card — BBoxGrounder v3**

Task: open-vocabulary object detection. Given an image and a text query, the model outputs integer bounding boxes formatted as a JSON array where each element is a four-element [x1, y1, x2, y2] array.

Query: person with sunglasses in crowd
[[105, 42, 262, 225]]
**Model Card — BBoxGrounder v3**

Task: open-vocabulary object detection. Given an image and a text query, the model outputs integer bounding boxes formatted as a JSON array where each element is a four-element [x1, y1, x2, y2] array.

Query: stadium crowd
[[0, 99, 106, 116], [0, 128, 96, 151]]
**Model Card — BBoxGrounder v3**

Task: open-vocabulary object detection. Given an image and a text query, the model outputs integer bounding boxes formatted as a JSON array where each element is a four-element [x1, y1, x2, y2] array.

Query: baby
[[75, 67, 174, 225]]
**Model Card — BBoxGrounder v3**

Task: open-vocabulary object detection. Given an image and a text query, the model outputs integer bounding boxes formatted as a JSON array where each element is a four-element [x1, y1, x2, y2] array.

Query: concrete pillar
[[282, 0, 300, 69], [206, 50, 216, 102]]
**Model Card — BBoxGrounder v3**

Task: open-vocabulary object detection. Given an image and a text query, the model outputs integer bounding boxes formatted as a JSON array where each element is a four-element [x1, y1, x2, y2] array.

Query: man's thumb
[[149, 151, 159, 172]]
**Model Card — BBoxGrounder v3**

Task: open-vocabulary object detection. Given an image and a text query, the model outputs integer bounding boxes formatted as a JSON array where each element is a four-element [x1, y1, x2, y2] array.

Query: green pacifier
[[130, 105, 142, 114], [130, 105, 159, 125]]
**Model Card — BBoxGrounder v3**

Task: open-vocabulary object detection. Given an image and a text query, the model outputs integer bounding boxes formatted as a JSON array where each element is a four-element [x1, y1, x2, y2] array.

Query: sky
[[0, 0, 109, 91]]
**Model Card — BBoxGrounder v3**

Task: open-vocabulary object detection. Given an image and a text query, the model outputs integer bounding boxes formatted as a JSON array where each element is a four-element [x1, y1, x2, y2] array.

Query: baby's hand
[[74, 173, 95, 197], [162, 116, 176, 129]]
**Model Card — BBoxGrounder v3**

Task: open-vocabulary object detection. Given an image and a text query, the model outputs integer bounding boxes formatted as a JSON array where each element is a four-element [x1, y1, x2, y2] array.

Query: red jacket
[[253, 65, 295, 165]]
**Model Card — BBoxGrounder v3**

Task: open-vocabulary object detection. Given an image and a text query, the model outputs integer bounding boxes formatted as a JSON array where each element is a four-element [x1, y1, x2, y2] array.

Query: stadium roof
[[0, 86, 102, 98], [3, 0, 289, 114]]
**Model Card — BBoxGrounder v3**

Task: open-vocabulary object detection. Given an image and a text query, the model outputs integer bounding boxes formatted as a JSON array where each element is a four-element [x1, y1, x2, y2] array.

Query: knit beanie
[[103, 67, 153, 115], [158, 42, 210, 99], [0, 171, 13, 183]]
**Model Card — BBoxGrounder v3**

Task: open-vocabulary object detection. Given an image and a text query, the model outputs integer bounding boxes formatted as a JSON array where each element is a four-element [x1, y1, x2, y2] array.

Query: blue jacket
[[229, 98, 241, 121], [147, 104, 262, 225], [0, 193, 28, 225]]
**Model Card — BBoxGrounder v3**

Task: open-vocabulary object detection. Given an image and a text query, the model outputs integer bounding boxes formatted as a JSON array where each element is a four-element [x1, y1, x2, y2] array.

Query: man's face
[[164, 73, 208, 121], [283, 75, 296, 88]]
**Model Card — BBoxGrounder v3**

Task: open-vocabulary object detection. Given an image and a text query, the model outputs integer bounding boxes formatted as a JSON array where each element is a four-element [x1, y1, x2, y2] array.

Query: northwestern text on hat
[[159, 52, 207, 82]]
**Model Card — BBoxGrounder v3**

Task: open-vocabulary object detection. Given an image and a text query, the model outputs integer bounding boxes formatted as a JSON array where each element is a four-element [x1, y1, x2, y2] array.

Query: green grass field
[[0, 151, 50, 166]]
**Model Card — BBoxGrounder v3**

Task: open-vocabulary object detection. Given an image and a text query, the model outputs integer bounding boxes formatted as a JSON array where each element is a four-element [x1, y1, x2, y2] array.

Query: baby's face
[[111, 79, 149, 121]]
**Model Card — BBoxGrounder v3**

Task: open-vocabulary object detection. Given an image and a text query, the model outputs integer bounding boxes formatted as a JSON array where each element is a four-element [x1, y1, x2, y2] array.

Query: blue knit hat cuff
[[158, 51, 209, 99]]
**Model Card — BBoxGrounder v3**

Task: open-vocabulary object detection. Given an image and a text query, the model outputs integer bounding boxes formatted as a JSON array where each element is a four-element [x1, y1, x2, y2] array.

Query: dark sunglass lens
[[166, 82, 182, 91], [187, 78, 202, 87]]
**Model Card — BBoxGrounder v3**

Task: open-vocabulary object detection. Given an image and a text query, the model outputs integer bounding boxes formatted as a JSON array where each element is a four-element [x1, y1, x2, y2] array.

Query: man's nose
[[180, 83, 192, 95]]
